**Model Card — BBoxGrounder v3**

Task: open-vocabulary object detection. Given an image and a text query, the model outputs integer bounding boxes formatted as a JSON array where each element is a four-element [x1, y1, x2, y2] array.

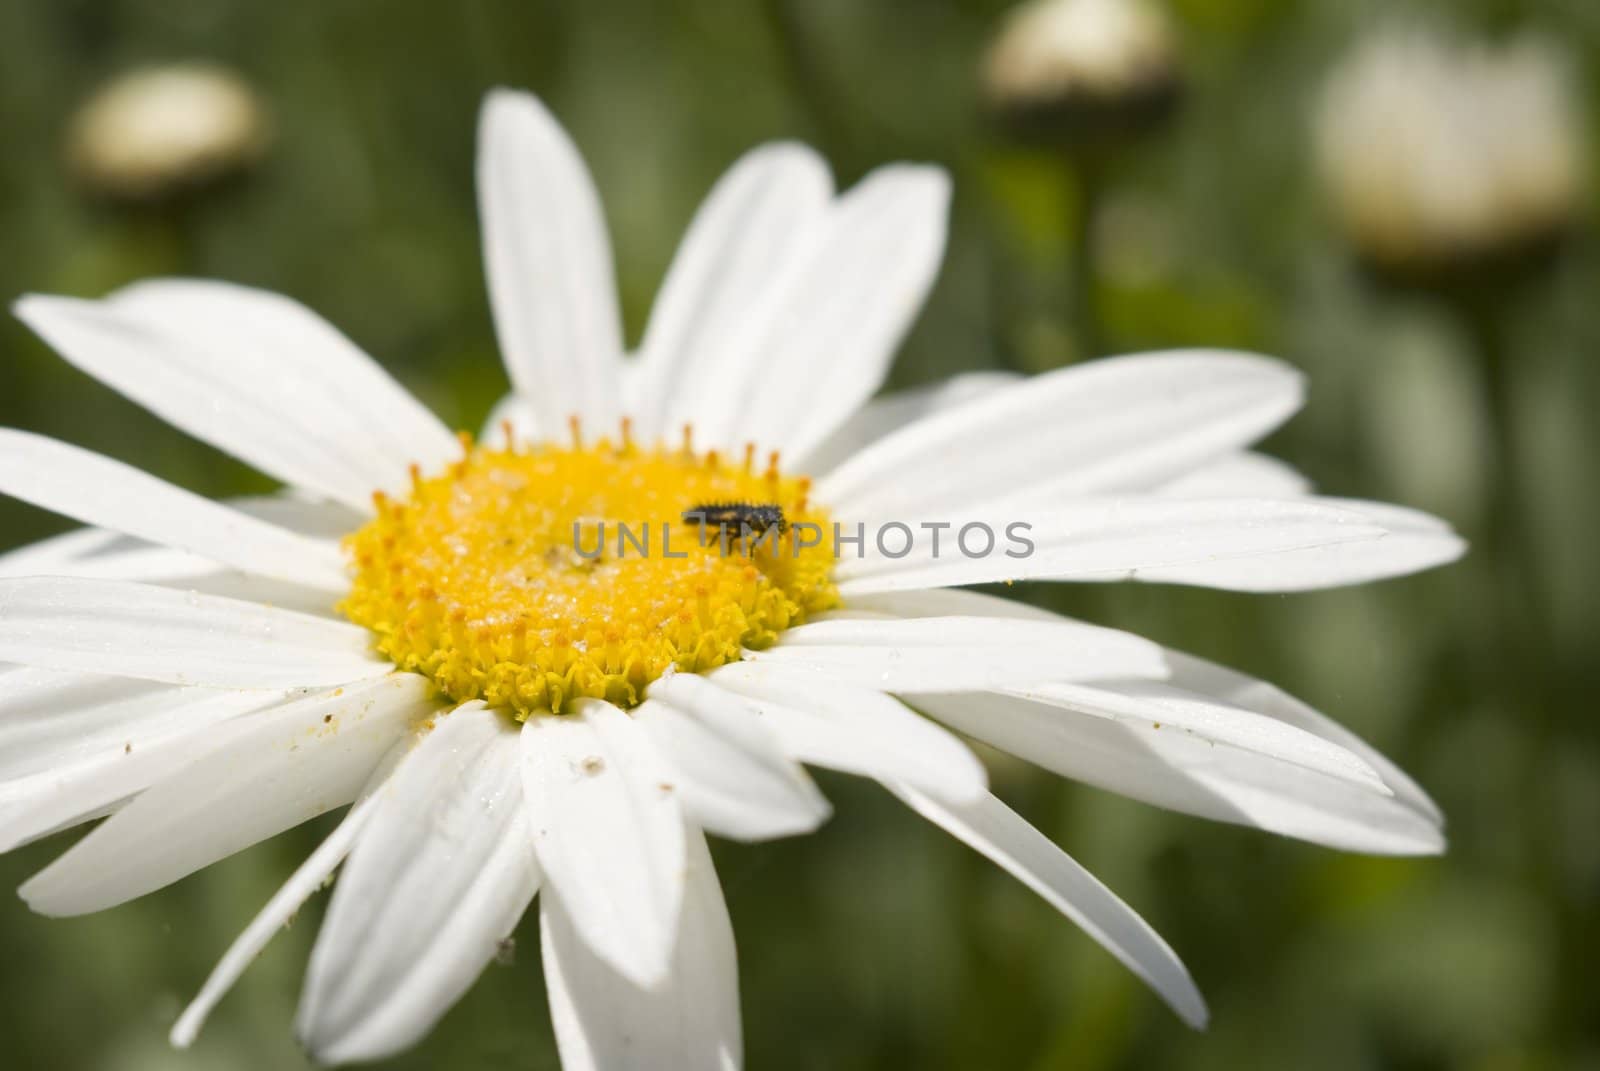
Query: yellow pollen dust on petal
[[340, 425, 837, 718]]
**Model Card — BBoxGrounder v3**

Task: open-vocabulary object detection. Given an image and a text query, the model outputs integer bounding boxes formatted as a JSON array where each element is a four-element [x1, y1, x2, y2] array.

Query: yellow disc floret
[[340, 425, 837, 717]]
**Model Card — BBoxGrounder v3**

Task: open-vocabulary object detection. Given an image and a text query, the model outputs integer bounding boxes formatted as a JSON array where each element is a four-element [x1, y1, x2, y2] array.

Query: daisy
[[1315, 23, 1585, 276], [1, 88, 1462, 1068], [983, 0, 1181, 114]]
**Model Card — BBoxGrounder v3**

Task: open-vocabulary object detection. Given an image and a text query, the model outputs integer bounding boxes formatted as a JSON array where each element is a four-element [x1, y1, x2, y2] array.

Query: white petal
[[477, 89, 623, 435], [998, 679, 1390, 792], [542, 826, 740, 1071], [1156, 649, 1443, 825], [0, 497, 353, 580], [0, 495, 354, 616], [225, 494, 364, 539], [521, 700, 686, 986], [910, 690, 1443, 855], [0, 429, 346, 589], [632, 142, 834, 445], [0, 528, 342, 618], [111, 278, 460, 479], [853, 585, 1442, 829], [0, 676, 284, 852], [709, 165, 951, 460], [15, 285, 458, 510], [1147, 453, 1465, 588], [299, 704, 539, 1064], [0, 538, 213, 583], [23, 556, 338, 618], [841, 586, 1055, 621], [0, 526, 124, 578], [19, 675, 432, 915], [708, 661, 987, 801], [1133, 497, 1466, 591], [142, 569, 342, 618], [0, 576, 387, 687], [888, 784, 1208, 1029], [1155, 451, 1314, 498], [170, 744, 408, 1049], [796, 371, 1019, 476], [639, 674, 831, 842], [0, 670, 211, 780], [751, 614, 1166, 690], [831, 498, 1386, 595], [818, 351, 1305, 519]]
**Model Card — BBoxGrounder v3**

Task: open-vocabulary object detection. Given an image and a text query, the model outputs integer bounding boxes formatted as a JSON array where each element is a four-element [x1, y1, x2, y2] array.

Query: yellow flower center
[[340, 425, 837, 717]]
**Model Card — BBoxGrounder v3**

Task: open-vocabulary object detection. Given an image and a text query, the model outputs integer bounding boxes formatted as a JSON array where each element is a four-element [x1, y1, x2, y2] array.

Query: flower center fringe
[[340, 423, 837, 717]]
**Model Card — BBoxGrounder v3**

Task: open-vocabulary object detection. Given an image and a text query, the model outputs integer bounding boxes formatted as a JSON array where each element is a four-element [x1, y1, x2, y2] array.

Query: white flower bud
[[983, 0, 1181, 141], [1316, 26, 1586, 277], [68, 63, 271, 203]]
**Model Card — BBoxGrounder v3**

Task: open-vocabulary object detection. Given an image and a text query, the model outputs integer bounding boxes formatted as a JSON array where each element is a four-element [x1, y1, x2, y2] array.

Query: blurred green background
[[1, 0, 1597, 1068]]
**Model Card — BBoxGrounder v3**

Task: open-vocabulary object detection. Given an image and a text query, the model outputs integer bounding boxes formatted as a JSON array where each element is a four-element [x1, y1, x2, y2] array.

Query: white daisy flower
[[984, 0, 1179, 107], [1315, 24, 1586, 274], [1, 88, 1462, 1067], [67, 62, 271, 203]]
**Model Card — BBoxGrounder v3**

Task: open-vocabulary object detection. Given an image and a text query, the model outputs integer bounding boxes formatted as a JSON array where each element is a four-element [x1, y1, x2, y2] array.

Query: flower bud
[[983, 0, 1181, 147], [68, 63, 271, 204], [1316, 26, 1586, 285]]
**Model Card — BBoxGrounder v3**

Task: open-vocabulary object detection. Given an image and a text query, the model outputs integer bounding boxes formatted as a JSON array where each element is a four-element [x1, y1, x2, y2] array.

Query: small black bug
[[681, 502, 787, 538]]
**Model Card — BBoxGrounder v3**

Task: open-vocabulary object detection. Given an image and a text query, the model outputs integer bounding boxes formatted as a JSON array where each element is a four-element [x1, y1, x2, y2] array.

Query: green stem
[[1067, 156, 1105, 360], [1456, 291, 1583, 1047], [1459, 298, 1542, 654]]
